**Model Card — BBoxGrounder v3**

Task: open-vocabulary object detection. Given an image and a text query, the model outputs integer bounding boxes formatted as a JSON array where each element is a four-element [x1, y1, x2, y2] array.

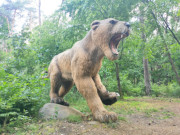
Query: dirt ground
[[34, 98, 180, 135]]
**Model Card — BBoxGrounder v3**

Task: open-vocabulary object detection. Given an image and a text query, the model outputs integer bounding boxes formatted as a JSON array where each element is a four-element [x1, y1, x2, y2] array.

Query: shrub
[[0, 66, 49, 126], [151, 83, 180, 97], [120, 74, 144, 96]]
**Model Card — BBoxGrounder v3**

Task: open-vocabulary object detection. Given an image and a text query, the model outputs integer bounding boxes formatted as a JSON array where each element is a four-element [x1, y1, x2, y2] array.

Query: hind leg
[[59, 81, 74, 97], [57, 81, 74, 106], [49, 73, 73, 106], [49, 72, 63, 104]]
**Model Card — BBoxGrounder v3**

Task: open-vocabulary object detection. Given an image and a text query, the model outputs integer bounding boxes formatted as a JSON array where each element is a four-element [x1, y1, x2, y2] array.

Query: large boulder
[[39, 103, 84, 120]]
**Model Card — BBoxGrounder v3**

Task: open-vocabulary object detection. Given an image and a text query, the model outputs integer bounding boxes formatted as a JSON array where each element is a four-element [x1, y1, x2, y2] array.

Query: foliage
[[0, 64, 49, 127], [0, 17, 9, 39], [152, 83, 180, 97]]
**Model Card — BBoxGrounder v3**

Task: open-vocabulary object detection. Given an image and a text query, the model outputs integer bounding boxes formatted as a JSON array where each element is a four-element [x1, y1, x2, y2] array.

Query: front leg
[[93, 74, 119, 105], [73, 76, 117, 122]]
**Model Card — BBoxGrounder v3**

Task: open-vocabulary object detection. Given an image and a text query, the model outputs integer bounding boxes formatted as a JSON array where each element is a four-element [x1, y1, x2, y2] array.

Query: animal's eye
[[109, 20, 117, 24]]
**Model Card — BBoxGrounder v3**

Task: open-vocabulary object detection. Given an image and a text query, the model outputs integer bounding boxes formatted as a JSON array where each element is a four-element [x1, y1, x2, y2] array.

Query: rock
[[39, 103, 84, 120]]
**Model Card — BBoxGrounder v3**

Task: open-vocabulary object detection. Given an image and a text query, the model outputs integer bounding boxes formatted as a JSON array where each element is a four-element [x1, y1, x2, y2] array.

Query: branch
[[119, 40, 124, 60], [94, 0, 108, 18], [159, 14, 180, 45], [149, 1, 180, 45], [150, 10, 165, 40]]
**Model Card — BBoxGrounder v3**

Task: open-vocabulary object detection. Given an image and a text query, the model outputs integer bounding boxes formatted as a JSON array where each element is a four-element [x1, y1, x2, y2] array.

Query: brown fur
[[48, 18, 130, 122]]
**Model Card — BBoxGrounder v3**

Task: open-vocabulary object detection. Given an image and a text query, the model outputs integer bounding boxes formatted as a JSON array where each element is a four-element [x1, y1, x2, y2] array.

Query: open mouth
[[109, 32, 129, 55]]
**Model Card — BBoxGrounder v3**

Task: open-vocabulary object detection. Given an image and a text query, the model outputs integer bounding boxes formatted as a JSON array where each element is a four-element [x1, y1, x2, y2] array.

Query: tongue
[[112, 44, 119, 55]]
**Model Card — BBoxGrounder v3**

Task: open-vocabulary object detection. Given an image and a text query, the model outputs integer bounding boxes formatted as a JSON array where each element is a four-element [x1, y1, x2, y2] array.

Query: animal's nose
[[125, 22, 130, 28]]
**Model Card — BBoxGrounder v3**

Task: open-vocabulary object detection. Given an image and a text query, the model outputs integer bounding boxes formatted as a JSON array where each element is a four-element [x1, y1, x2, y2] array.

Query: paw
[[50, 97, 69, 106], [93, 111, 117, 123], [101, 92, 119, 105], [102, 97, 117, 105]]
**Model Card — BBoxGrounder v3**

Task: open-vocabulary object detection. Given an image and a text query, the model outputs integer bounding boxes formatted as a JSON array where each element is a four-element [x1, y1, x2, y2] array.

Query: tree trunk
[[3, 16, 11, 36], [143, 58, 151, 95], [11, 9, 16, 32], [165, 46, 180, 85], [115, 62, 123, 99], [38, 0, 41, 25], [8, 9, 17, 36], [29, 11, 33, 31], [140, 14, 152, 96]]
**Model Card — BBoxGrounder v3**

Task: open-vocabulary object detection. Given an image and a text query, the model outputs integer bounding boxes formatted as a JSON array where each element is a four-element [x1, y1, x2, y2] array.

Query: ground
[[3, 97, 180, 135]]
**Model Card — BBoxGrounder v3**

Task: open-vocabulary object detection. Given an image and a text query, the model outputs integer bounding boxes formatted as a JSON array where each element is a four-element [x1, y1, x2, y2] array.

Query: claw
[[94, 111, 117, 123], [50, 97, 69, 106]]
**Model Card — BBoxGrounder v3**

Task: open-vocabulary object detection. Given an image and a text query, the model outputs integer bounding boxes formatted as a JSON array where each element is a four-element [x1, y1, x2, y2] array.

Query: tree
[[145, 0, 180, 85], [115, 41, 125, 99], [38, 0, 41, 25], [140, 10, 152, 95], [0, 0, 34, 36]]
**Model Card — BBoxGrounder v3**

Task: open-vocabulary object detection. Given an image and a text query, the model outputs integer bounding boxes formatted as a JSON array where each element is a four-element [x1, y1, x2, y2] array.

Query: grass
[[66, 115, 82, 123], [70, 99, 90, 114], [144, 108, 159, 117], [106, 97, 177, 120], [1, 96, 178, 134], [1, 119, 65, 135], [70, 96, 178, 121], [158, 97, 180, 103], [69, 96, 164, 118], [118, 116, 127, 121], [106, 99, 157, 115], [159, 111, 175, 119], [106, 122, 119, 128]]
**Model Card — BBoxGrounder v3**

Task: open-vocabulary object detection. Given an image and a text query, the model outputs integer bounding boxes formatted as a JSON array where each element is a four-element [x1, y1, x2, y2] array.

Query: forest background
[[0, 0, 180, 130]]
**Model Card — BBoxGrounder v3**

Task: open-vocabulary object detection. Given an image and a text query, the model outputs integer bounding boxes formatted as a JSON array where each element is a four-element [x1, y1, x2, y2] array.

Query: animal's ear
[[91, 20, 100, 30]]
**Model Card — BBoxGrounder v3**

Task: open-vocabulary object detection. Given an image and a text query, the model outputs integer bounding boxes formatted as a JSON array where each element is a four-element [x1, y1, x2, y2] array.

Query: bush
[[151, 83, 180, 97], [120, 74, 144, 96], [0, 66, 49, 126]]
